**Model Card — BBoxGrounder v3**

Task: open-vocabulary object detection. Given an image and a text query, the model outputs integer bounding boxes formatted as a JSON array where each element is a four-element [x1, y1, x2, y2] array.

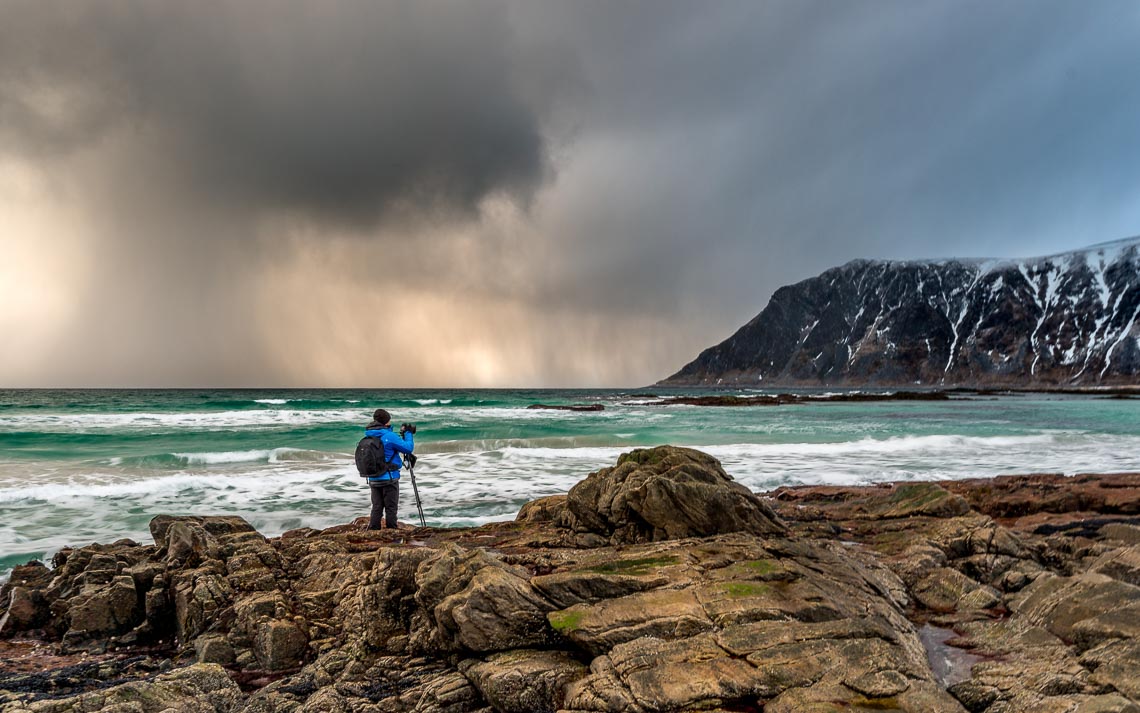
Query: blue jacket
[[363, 422, 414, 484]]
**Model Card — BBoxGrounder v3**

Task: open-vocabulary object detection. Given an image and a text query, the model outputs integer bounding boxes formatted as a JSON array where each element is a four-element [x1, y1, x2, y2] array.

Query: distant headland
[[661, 237, 1140, 388]]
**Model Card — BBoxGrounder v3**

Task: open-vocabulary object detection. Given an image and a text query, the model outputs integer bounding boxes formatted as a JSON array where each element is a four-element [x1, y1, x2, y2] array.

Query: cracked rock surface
[[2, 448, 1138, 713]]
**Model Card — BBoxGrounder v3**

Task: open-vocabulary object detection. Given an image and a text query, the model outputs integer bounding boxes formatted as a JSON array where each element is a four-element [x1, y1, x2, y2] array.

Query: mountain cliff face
[[664, 238, 1140, 387]]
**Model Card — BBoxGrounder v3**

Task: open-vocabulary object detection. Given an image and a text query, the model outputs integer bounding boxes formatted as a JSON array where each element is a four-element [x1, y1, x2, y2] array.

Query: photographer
[[358, 408, 416, 530]]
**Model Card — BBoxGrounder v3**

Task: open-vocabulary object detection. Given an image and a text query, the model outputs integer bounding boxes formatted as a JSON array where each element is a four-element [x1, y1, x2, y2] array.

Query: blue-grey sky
[[2, 0, 1139, 386]]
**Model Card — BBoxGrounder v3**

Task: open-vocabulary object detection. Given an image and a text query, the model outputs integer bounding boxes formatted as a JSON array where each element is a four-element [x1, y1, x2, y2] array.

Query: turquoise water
[[2, 388, 1138, 577]]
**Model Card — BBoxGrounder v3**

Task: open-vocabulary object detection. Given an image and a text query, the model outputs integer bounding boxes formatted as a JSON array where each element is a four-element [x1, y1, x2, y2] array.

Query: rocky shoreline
[[2, 447, 1138, 712]]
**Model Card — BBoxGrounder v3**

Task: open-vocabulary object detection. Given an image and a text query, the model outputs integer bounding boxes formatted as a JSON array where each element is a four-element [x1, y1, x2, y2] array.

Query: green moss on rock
[[580, 556, 678, 576], [548, 609, 585, 633], [742, 559, 780, 575]]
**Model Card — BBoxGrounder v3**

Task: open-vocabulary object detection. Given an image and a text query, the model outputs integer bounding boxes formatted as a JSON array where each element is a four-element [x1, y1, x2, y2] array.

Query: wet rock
[[0, 587, 46, 637], [0, 562, 54, 637], [940, 472, 1140, 524], [563, 446, 785, 544], [770, 481, 971, 521]]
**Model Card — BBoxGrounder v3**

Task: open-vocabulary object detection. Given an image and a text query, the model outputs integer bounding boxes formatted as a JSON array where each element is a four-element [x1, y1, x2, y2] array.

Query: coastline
[[2, 447, 1138, 712], [7, 388, 1136, 573], [648, 383, 1140, 397]]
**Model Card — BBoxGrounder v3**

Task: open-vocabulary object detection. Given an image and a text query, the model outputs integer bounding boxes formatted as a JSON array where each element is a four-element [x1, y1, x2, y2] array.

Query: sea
[[2, 388, 1139, 580]]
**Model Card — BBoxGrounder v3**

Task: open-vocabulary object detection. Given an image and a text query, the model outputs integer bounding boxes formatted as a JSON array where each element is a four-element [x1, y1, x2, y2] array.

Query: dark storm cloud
[[0, 0, 571, 385], [0, 0, 556, 226], [513, 0, 1140, 325], [3, 0, 1140, 385]]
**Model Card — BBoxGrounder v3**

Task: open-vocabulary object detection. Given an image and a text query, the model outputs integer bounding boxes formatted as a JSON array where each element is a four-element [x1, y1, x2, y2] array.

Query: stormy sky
[[2, 1, 1139, 387]]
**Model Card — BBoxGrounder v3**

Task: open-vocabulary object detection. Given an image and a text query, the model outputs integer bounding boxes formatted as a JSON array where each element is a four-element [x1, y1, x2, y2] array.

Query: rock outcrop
[[661, 237, 1140, 387], [559, 447, 786, 545], [2, 447, 1139, 712], [771, 474, 1140, 712]]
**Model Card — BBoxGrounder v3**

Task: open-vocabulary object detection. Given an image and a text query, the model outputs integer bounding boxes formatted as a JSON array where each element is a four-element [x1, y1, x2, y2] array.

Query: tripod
[[405, 453, 426, 528]]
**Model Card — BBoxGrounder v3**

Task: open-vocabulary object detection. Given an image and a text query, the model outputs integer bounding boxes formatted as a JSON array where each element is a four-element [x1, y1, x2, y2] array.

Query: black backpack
[[355, 436, 397, 477]]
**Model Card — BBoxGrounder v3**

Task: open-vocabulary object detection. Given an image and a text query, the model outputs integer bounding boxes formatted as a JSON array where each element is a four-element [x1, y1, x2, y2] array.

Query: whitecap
[[0, 408, 370, 432], [170, 447, 327, 465]]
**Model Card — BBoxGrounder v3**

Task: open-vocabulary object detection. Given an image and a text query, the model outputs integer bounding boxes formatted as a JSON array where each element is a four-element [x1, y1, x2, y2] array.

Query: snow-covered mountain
[[663, 238, 1140, 387]]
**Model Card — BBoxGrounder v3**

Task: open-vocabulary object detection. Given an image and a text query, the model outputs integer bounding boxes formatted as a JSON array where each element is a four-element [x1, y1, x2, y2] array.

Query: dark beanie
[[373, 408, 391, 425]]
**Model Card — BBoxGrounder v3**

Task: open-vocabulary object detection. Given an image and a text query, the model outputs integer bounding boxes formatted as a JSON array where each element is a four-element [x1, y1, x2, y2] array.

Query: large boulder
[[562, 446, 785, 544], [434, 566, 558, 653]]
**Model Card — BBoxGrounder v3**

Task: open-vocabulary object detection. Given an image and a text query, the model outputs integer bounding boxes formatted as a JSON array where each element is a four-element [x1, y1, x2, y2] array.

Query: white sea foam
[[170, 448, 331, 465], [0, 408, 372, 432], [710, 433, 1058, 456], [172, 449, 279, 465], [253, 398, 361, 405], [0, 404, 634, 432], [4, 398, 1140, 568]]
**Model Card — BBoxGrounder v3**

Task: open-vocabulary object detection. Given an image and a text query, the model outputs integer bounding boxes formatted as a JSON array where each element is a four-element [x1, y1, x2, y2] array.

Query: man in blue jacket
[[363, 408, 415, 529]]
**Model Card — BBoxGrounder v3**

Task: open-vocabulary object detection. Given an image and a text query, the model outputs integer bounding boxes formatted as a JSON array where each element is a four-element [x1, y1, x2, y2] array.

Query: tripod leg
[[409, 468, 427, 528]]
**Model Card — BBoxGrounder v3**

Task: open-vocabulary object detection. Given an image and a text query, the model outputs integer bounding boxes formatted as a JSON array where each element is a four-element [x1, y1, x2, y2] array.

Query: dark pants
[[369, 483, 399, 529]]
